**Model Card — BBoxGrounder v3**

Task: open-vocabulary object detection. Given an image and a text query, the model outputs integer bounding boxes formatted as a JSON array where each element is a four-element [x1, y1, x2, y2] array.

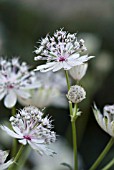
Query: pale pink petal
[[52, 63, 63, 72], [69, 53, 80, 60], [35, 62, 56, 71], [12, 126, 23, 137], [0, 126, 21, 138], [4, 91, 17, 108], [16, 89, 31, 99], [0, 159, 13, 170], [18, 139, 27, 145]]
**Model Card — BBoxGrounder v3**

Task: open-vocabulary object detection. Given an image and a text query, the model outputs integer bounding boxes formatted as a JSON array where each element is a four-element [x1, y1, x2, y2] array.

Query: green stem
[[101, 158, 114, 170], [8, 145, 24, 170], [16, 146, 31, 170], [11, 106, 16, 116], [65, 70, 78, 170], [71, 120, 78, 170], [89, 137, 114, 170], [11, 107, 17, 157], [65, 70, 70, 90]]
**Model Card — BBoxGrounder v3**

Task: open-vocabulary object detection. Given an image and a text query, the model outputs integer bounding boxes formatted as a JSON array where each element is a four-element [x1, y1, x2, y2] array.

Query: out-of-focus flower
[[31, 138, 84, 170], [79, 33, 101, 54], [34, 28, 94, 72], [69, 63, 88, 81], [93, 104, 114, 136], [18, 71, 67, 108], [1, 106, 56, 155], [67, 85, 86, 103], [0, 58, 40, 108], [93, 51, 113, 73], [0, 150, 13, 170]]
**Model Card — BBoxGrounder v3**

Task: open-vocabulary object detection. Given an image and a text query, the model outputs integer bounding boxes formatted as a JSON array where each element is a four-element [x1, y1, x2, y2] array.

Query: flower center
[[58, 56, 66, 62], [7, 84, 14, 89], [23, 135, 31, 140]]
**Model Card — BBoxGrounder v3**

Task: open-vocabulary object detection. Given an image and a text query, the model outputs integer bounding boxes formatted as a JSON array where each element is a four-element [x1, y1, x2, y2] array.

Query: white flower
[[93, 104, 114, 136], [69, 63, 88, 80], [18, 71, 67, 108], [0, 58, 40, 108], [34, 28, 94, 72], [67, 85, 86, 103], [31, 138, 84, 170], [0, 106, 56, 156], [0, 150, 13, 170]]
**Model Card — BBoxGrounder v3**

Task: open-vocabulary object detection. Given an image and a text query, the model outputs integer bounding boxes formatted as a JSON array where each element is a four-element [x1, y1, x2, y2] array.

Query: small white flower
[[69, 63, 88, 80], [0, 150, 13, 170], [0, 58, 40, 108], [18, 71, 67, 108], [93, 104, 114, 136], [1, 106, 56, 156], [67, 85, 86, 103], [34, 28, 94, 72]]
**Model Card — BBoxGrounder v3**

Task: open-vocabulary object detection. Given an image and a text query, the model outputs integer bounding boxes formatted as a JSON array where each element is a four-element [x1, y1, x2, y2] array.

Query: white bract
[[93, 104, 114, 136], [18, 71, 67, 108], [0, 106, 56, 156], [34, 29, 94, 72], [0, 150, 13, 170], [67, 85, 86, 104], [0, 58, 40, 108], [69, 63, 88, 81]]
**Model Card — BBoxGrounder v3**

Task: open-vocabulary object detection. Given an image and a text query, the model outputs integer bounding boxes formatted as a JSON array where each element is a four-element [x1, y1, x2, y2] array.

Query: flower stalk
[[8, 145, 24, 170], [89, 137, 114, 170], [65, 70, 78, 170], [11, 107, 17, 157], [101, 158, 114, 170]]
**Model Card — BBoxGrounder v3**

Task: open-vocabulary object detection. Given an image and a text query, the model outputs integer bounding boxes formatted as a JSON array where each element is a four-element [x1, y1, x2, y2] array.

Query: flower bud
[[67, 85, 86, 103], [69, 63, 88, 81]]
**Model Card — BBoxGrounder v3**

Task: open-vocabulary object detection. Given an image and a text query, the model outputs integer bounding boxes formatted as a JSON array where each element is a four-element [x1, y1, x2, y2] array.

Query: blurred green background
[[0, 0, 114, 169]]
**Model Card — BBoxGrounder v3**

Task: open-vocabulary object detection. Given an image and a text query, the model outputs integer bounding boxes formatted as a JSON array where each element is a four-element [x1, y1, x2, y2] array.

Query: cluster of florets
[[34, 29, 94, 72], [36, 71, 66, 90], [1, 106, 56, 155], [18, 71, 67, 108], [0, 150, 13, 170], [0, 58, 39, 108], [35, 28, 87, 62], [67, 85, 86, 104], [94, 104, 114, 137]]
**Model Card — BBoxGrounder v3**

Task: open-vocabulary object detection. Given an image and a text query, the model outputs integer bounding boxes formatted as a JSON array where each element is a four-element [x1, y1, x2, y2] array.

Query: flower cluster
[[0, 58, 40, 108], [18, 71, 67, 108], [67, 85, 86, 103], [1, 106, 56, 155], [34, 29, 94, 72], [0, 150, 13, 170], [93, 104, 114, 137]]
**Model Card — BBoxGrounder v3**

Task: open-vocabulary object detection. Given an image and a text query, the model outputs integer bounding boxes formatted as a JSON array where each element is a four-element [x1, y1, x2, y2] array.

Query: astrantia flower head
[[0, 58, 40, 108], [0, 150, 13, 170], [1, 106, 56, 155], [93, 104, 114, 136], [18, 71, 67, 108], [67, 85, 86, 103], [34, 28, 94, 72], [69, 63, 88, 81]]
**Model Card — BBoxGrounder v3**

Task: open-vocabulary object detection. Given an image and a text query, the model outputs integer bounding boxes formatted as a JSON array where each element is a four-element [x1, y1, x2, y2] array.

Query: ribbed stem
[[89, 137, 114, 170], [11, 107, 17, 157], [16, 146, 31, 170], [65, 70, 70, 90], [8, 145, 24, 170], [65, 70, 78, 170]]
